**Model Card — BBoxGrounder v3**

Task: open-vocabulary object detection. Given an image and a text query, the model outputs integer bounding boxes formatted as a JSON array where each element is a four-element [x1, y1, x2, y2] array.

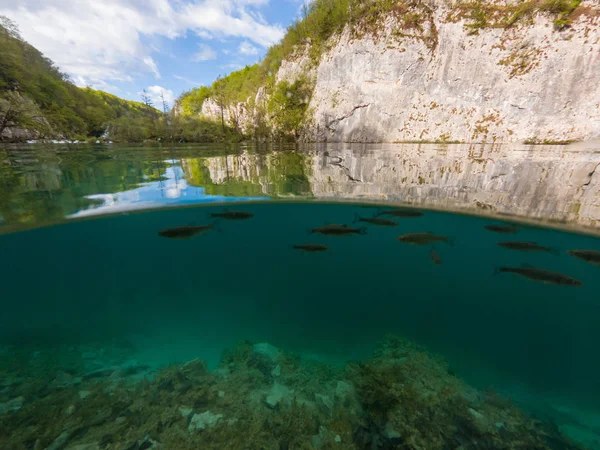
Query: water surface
[[1, 143, 600, 449]]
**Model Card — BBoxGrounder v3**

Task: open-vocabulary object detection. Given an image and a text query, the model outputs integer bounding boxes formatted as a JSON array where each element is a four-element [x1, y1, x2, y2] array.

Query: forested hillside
[[0, 16, 161, 141]]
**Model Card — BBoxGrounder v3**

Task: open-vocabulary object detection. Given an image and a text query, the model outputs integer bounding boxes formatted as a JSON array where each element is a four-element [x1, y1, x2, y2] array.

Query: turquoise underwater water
[[1, 201, 600, 415]]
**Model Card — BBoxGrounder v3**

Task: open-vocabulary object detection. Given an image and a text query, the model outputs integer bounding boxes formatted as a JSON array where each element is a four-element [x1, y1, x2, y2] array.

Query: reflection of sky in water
[[69, 164, 268, 219]]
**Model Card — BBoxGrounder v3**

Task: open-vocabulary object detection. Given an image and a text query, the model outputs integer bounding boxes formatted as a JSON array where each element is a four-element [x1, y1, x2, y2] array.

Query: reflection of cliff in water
[[183, 143, 600, 228]]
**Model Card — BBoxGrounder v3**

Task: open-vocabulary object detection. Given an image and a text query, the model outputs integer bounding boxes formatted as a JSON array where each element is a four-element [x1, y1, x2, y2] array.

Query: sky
[[0, 0, 306, 108]]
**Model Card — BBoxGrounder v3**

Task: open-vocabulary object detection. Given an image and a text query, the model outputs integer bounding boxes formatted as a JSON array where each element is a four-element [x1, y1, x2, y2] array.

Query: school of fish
[[157, 208, 598, 287]]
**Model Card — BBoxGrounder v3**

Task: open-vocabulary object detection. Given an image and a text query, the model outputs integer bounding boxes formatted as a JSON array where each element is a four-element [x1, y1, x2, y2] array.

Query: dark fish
[[159, 223, 217, 239], [485, 224, 519, 234], [378, 209, 424, 218], [293, 244, 329, 253], [210, 211, 254, 220], [398, 233, 453, 245], [568, 249, 600, 267], [495, 266, 582, 286], [311, 224, 367, 236], [430, 249, 442, 265], [354, 214, 398, 227], [498, 241, 557, 254]]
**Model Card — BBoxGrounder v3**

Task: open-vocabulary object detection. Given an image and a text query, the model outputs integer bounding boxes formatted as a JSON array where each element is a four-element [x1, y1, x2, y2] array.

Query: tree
[[160, 91, 168, 114], [213, 75, 226, 134], [0, 91, 44, 137], [0, 16, 21, 40], [267, 78, 312, 139], [140, 89, 153, 107]]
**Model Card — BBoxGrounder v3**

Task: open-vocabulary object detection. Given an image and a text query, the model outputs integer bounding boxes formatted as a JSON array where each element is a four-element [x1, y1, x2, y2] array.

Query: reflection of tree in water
[[0, 146, 170, 228], [182, 150, 313, 197]]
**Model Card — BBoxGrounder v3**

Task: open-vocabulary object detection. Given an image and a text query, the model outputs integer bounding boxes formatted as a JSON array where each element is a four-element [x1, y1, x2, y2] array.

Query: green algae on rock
[[0, 336, 584, 450]]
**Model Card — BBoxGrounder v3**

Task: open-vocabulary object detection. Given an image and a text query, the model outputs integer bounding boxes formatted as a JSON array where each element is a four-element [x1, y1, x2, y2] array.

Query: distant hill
[[0, 17, 158, 141]]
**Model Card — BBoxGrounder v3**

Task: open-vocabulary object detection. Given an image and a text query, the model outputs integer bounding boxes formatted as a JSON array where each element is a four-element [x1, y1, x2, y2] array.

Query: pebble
[[179, 407, 193, 417], [78, 390, 91, 400], [383, 421, 402, 440], [335, 381, 354, 399], [65, 444, 100, 450], [188, 411, 223, 432], [46, 430, 72, 450], [315, 393, 334, 411], [468, 407, 489, 433], [271, 365, 281, 377]]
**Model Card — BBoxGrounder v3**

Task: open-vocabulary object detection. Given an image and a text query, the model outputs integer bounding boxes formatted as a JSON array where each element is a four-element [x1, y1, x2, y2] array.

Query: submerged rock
[[264, 382, 291, 409], [52, 371, 82, 389], [188, 411, 223, 432], [253, 342, 281, 361], [315, 393, 334, 412], [0, 396, 24, 415]]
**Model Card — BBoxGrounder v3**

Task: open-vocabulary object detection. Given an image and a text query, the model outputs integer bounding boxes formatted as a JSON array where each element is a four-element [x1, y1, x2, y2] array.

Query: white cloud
[[174, 75, 201, 85], [143, 57, 161, 79], [141, 85, 175, 109], [0, 0, 284, 88], [192, 43, 217, 62], [238, 41, 258, 56], [220, 63, 244, 71]]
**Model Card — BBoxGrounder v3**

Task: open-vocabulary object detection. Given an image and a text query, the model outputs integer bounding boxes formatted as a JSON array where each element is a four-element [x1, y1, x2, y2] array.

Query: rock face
[[1, 126, 40, 142], [200, 1, 600, 143], [306, 5, 600, 143]]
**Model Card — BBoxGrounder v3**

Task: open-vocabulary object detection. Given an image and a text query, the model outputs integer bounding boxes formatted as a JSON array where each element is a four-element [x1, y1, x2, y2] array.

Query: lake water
[[1, 143, 600, 450]]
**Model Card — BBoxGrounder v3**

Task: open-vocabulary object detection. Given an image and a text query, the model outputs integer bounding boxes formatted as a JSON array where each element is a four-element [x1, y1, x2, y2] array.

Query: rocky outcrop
[[306, 5, 600, 143], [200, 1, 600, 143], [1, 126, 41, 142]]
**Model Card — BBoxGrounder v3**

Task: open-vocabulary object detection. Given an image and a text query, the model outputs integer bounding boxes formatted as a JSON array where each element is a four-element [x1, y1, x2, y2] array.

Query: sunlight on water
[[1, 144, 600, 449]]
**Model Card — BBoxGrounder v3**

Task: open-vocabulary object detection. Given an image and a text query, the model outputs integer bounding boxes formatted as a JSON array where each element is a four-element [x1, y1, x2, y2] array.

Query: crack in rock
[[582, 163, 600, 187], [330, 161, 362, 183], [326, 104, 370, 131]]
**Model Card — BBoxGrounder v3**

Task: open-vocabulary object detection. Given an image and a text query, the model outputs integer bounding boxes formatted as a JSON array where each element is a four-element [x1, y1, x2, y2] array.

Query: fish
[[210, 211, 254, 220], [567, 249, 600, 267], [430, 248, 442, 265], [311, 224, 367, 236], [484, 224, 519, 234], [353, 214, 398, 227], [158, 223, 218, 239], [495, 265, 582, 286], [498, 241, 557, 254], [398, 233, 453, 246], [293, 244, 329, 253], [378, 209, 424, 218]]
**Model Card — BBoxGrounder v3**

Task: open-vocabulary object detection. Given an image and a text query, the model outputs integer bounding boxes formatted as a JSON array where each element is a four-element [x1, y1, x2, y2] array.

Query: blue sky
[[0, 0, 305, 107]]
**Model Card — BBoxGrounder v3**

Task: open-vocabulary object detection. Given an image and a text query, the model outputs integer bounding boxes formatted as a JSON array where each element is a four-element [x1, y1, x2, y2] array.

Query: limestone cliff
[[200, 0, 600, 143]]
